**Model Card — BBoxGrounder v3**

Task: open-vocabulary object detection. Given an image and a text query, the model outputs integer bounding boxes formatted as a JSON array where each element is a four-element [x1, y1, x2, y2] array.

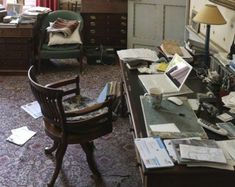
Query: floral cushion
[[62, 95, 107, 121]]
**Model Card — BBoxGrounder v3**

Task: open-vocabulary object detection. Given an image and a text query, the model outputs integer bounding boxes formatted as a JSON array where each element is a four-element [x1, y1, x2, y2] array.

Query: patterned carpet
[[0, 60, 142, 187]]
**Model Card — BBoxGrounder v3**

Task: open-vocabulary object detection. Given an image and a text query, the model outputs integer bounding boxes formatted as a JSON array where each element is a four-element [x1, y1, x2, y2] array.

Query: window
[[2, 0, 36, 6]]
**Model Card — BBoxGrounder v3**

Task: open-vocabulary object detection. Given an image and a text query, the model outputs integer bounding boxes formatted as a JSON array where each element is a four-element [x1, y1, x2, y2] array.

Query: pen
[[159, 108, 185, 117]]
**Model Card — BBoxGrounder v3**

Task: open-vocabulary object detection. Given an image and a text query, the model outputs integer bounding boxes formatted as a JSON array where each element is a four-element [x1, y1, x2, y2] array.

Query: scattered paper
[[21, 101, 42, 119], [163, 137, 201, 161], [150, 123, 180, 133], [7, 126, 36, 146]]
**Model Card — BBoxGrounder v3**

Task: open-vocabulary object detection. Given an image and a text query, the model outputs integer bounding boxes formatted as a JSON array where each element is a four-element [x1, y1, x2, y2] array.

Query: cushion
[[62, 95, 107, 121], [48, 23, 82, 46], [47, 18, 79, 37]]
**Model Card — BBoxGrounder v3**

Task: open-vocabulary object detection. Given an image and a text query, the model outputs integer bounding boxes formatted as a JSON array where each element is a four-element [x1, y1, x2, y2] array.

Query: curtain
[[36, 0, 58, 11]]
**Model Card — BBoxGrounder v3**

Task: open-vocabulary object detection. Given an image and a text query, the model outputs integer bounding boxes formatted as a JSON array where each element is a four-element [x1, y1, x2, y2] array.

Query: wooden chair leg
[[78, 57, 83, 73], [81, 142, 101, 177], [48, 141, 67, 187], [45, 140, 59, 154]]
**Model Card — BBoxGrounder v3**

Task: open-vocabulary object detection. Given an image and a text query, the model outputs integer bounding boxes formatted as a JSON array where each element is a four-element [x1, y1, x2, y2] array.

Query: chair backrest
[[28, 66, 66, 128], [41, 10, 83, 32]]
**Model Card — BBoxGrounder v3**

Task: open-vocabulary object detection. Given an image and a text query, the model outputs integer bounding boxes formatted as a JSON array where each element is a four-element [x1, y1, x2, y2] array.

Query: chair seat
[[42, 43, 81, 51], [63, 95, 108, 121]]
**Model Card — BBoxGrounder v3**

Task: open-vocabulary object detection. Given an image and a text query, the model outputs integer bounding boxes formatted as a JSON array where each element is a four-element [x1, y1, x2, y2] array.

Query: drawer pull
[[121, 16, 127, 20], [90, 22, 96, 26], [90, 29, 96, 34], [90, 39, 96, 44], [90, 15, 96, 20], [121, 29, 126, 34], [121, 22, 127, 26]]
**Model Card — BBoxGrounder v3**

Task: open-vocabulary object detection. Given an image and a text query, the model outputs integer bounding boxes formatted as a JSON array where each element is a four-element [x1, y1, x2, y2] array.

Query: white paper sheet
[[150, 123, 180, 133], [135, 137, 174, 168], [7, 126, 36, 146], [21, 101, 42, 119], [179, 144, 227, 164]]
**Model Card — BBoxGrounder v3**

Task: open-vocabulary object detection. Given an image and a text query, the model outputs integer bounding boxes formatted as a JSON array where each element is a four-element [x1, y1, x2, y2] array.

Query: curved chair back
[[41, 10, 83, 32], [28, 66, 65, 128]]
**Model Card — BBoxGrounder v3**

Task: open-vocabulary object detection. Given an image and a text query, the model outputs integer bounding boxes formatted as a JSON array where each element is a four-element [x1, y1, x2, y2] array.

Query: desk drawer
[[0, 28, 33, 37], [0, 58, 29, 70]]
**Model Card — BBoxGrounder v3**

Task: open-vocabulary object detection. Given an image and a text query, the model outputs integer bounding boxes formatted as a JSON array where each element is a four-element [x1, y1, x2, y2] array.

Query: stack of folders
[[164, 138, 235, 171], [134, 137, 174, 169]]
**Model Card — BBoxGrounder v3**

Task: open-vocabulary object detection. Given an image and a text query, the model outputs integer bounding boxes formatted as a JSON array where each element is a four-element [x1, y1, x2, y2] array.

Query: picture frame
[[191, 10, 200, 33], [209, 0, 235, 10], [6, 3, 23, 17]]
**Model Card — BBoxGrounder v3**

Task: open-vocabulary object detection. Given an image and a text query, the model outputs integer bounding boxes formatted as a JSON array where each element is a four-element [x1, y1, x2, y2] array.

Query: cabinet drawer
[[0, 59, 28, 70], [0, 50, 28, 58]]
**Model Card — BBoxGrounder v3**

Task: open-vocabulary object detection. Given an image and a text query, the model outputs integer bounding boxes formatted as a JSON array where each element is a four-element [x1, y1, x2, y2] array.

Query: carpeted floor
[[0, 60, 142, 187]]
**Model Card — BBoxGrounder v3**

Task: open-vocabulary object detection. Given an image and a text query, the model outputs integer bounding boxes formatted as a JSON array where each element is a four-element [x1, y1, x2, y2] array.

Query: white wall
[[190, 0, 235, 52]]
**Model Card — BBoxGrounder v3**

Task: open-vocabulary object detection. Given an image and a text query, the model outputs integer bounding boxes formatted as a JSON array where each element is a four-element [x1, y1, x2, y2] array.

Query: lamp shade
[[193, 4, 226, 25]]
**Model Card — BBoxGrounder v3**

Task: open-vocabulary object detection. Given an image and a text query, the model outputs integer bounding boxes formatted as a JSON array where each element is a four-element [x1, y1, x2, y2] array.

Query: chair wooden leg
[[48, 141, 67, 187], [81, 142, 101, 177], [78, 57, 83, 73], [45, 140, 59, 154]]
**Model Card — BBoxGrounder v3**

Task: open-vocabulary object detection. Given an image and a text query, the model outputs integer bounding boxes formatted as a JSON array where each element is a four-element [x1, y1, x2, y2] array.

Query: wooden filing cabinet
[[81, 0, 127, 49]]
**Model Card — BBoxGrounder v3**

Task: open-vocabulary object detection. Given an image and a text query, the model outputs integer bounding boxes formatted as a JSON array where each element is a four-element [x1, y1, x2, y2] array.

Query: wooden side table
[[0, 23, 38, 75]]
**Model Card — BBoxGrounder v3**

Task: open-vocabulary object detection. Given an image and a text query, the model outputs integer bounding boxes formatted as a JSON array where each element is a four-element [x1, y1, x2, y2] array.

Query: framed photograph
[[191, 10, 200, 33], [6, 3, 23, 17], [209, 0, 235, 10], [17, 0, 24, 5]]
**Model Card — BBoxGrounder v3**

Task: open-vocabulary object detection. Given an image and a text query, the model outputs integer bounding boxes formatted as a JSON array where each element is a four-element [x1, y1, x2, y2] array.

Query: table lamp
[[193, 4, 226, 68]]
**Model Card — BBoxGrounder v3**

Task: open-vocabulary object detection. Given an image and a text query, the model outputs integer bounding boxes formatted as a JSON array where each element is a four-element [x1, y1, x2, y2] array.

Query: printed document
[[21, 101, 42, 119], [134, 137, 174, 168], [179, 144, 227, 164]]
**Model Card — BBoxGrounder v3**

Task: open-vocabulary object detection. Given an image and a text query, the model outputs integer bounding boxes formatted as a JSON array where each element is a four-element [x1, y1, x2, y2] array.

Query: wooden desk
[[119, 60, 235, 187], [0, 23, 38, 75]]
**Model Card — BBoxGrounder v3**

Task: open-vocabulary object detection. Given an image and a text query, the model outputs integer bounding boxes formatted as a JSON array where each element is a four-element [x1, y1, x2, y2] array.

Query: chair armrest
[[46, 76, 80, 96], [65, 99, 112, 117]]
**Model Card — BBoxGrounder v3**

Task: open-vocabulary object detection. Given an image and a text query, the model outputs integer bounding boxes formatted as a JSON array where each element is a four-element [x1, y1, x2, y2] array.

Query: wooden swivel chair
[[28, 66, 113, 186], [38, 10, 84, 73]]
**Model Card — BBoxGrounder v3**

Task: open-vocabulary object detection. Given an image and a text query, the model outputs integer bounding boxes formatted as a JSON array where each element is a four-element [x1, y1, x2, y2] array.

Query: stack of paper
[[165, 139, 235, 170], [134, 137, 174, 168], [222, 92, 235, 113], [6, 126, 36, 146], [117, 48, 159, 62]]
